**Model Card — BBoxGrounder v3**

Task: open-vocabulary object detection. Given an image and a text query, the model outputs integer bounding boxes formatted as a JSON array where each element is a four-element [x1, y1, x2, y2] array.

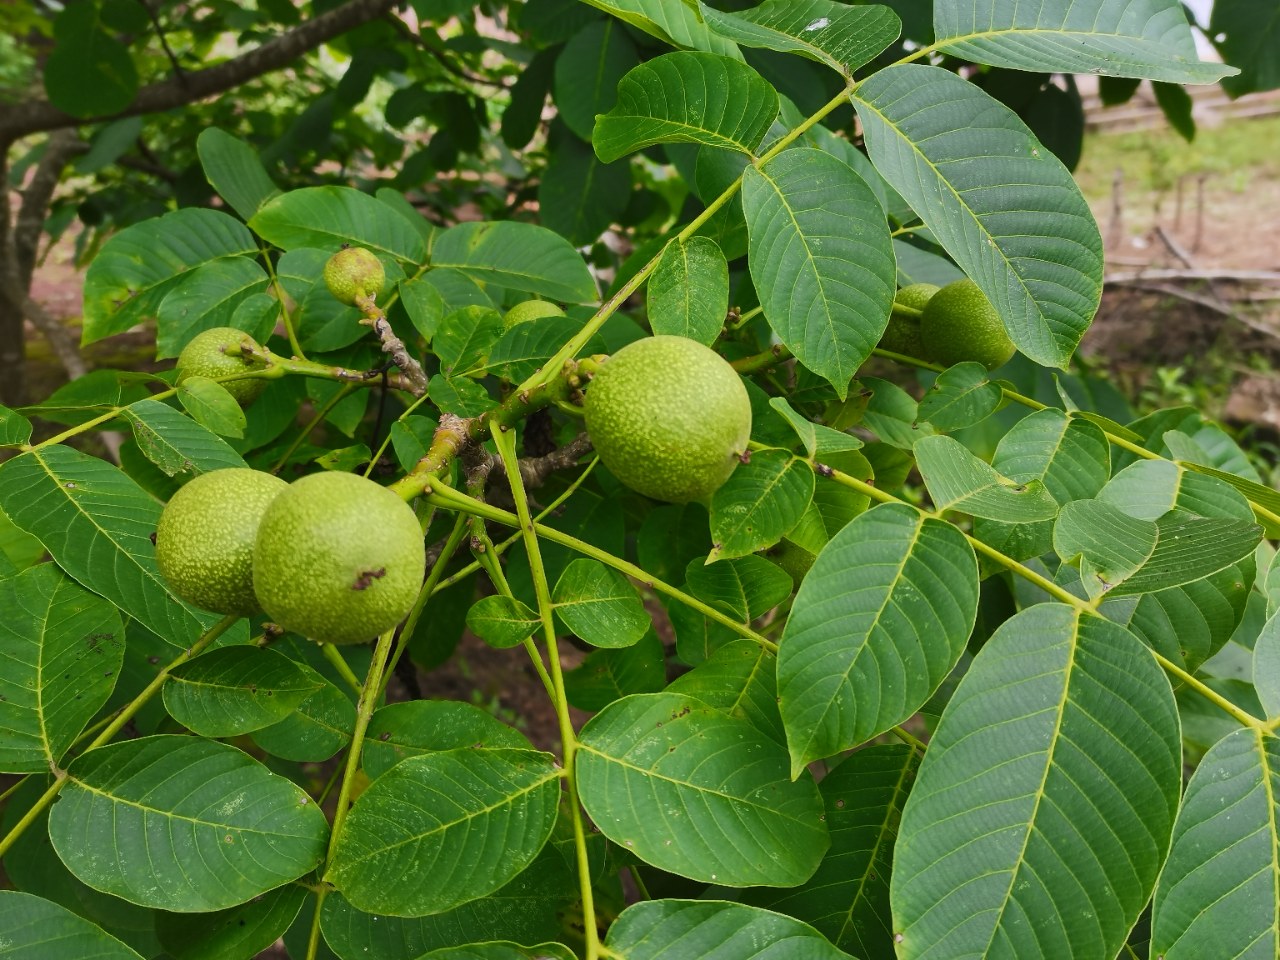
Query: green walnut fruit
[[879, 283, 940, 358], [155, 468, 288, 616], [176, 327, 269, 405], [584, 335, 752, 504], [920, 278, 1016, 370], [324, 247, 385, 306], [253, 471, 425, 645], [504, 300, 565, 328]]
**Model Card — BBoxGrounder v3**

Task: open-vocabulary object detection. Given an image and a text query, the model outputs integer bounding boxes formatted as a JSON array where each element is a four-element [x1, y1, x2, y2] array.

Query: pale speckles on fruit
[[584, 336, 752, 504], [252, 471, 425, 645], [324, 247, 385, 306], [880, 283, 940, 359], [155, 468, 288, 616], [176, 327, 269, 405], [920, 278, 1016, 370]]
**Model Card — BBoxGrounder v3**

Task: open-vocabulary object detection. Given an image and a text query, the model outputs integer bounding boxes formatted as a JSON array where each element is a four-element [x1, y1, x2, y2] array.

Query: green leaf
[[430, 222, 597, 303], [915, 362, 1002, 431], [435, 306, 504, 377], [251, 670, 354, 762], [647, 237, 728, 346], [666, 639, 783, 744], [49, 736, 328, 911], [1255, 612, 1280, 719], [972, 408, 1110, 562], [43, 17, 138, 118], [399, 277, 447, 341], [122, 399, 247, 476], [1107, 564, 1252, 671], [552, 558, 649, 648], [576, 0, 741, 57], [484, 316, 580, 383], [1210, 0, 1280, 96], [0, 890, 144, 959], [702, 0, 901, 77], [778, 503, 977, 774], [249, 186, 426, 262], [155, 883, 306, 960], [861, 377, 935, 450], [177, 377, 247, 439], [196, 128, 282, 222], [162, 646, 323, 737], [854, 66, 1102, 369], [414, 945, 576, 960], [539, 132, 633, 248], [326, 748, 561, 917], [555, 20, 639, 140], [566, 629, 668, 712], [0, 564, 123, 773], [934, 0, 1236, 83], [637, 502, 712, 586], [891, 605, 1181, 960], [1053, 499, 1157, 598], [1153, 81, 1196, 141], [363, 701, 532, 779], [577, 692, 828, 886], [914, 434, 1060, 521], [154, 257, 271, 358], [466, 595, 541, 650], [593, 53, 779, 162], [319, 849, 577, 959], [0, 404, 33, 447], [745, 744, 919, 956], [1151, 728, 1280, 959], [428, 375, 492, 418], [502, 47, 557, 150], [684, 554, 792, 621], [1180, 461, 1280, 537], [83, 209, 257, 346], [1105, 511, 1261, 598], [605, 899, 853, 959], [708, 449, 813, 561], [0, 446, 212, 646], [1102, 458, 1254, 521], [742, 148, 895, 397]]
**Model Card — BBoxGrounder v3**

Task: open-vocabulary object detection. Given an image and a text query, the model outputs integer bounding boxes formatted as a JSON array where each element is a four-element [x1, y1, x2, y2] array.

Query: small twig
[[354, 294, 429, 396], [138, 0, 188, 87], [382, 13, 505, 89], [487, 432, 594, 492], [1105, 268, 1280, 283]]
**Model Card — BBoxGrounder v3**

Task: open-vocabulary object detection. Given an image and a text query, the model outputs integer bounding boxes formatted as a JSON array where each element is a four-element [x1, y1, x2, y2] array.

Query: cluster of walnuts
[[156, 249, 1008, 645]]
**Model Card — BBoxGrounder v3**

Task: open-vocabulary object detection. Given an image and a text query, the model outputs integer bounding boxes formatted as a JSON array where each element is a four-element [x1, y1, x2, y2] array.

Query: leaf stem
[[473, 530, 557, 701], [375, 510, 470, 701], [891, 725, 927, 753], [424, 480, 778, 653], [0, 613, 239, 859], [319, 643, 363, 695], [514, 83, 855, 396], [260, 240, 308, 360], [491, 425, 601, 960], [432, 458, 601, 594], [306, 626, 398, 960], [270, 383, 358, 474]]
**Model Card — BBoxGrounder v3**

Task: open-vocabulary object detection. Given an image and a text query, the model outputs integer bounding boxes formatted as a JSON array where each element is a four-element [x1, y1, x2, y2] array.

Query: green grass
[[1074, 114, 1280, 201]]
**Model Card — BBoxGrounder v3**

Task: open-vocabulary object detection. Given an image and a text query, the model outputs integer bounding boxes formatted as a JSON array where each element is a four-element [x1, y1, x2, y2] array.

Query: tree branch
[[14, 129, 79, 288], [0, 0, 398, 143]]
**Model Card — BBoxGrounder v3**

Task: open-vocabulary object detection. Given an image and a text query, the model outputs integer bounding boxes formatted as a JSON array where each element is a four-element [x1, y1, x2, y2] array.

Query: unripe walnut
[[324, 247, 385, 306]]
